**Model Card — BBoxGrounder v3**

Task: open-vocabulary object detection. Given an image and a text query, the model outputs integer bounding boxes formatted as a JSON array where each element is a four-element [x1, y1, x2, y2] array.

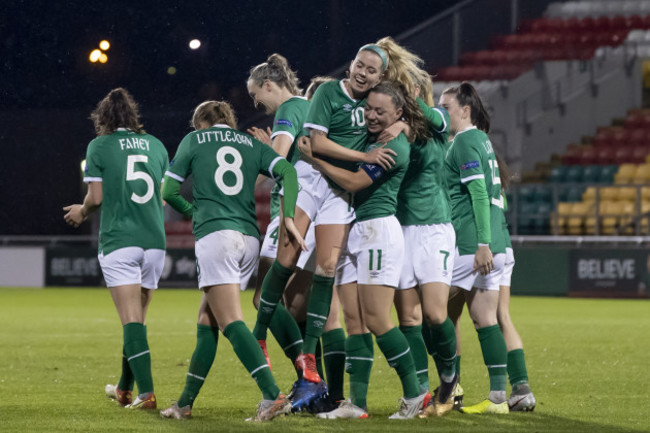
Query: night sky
[[1, 0, 458, 235]]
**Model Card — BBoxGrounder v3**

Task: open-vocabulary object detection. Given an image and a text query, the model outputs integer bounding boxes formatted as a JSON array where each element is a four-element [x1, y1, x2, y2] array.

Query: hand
[[283, 217, 308, 251], [473, 244, 494, 275], [247, 126, 272, 146], [297, 136, 314, 162], [376, 121, 405, 144], [364, 143, 396, 170], [63, 204, 87, 228]]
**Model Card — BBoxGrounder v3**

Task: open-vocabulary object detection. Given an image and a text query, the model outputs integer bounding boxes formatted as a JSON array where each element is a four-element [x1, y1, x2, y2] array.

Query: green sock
[[345, 333, 373, 409], [477, 325, 507, 392], [118, 347, 134, 391], [399, 325, 429, 393], [421, 322, 435, 356], [455, 355, 461, 381], [507, 349, 529, 387], [253, 261, 293, 340], [223, 321, 279, 400], [303, 275, 334, 354], [268, 304, 303, 365], [123, 322, 153, 395], [376, 327, 420, 399], [177, 324, 218, 408], [322, 328, 346, 400], [429, 318, 457, 380], [315, 333, 325, 379]]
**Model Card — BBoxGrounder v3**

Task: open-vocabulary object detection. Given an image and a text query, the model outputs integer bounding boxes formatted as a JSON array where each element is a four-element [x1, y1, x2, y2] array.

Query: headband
[[358, 44, 388, 72]]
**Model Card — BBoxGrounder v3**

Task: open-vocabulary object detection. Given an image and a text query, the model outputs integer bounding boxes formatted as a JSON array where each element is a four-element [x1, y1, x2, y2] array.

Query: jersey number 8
[[215, 146, 244, 195]]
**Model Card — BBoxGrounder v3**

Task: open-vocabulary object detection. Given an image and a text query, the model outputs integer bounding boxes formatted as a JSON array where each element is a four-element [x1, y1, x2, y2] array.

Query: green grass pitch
[[0, 287, 648, 432]]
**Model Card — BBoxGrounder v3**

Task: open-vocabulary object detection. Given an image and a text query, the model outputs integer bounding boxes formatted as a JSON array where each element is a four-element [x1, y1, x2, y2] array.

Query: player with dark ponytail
[[439, 82, 510, 414]]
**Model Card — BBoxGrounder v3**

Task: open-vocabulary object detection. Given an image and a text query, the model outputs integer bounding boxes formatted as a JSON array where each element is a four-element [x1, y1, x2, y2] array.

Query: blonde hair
[[375, 37, 425, 102], [191, 100, 238, 130], [248, 53, 302, 95], [413, 69, 434, 107]]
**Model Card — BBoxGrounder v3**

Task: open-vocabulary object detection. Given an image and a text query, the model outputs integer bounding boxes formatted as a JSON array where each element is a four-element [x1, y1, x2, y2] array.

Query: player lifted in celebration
[[250, 42, 397, 390], [439, 83, 509, 414], [301, 81, 433, 419], [63, 88, 168, 410], [160, 100, 305, 421]]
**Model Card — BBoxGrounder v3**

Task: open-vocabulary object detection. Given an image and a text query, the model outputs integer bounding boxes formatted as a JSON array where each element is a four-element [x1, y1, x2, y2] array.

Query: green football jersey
[[166, 124, 284, 241], [354, 133, 410, 222], [83, 128, 168, 255], [269, 96, 310, 220], [397, 106, 452, 226], [444, 127, 506, 255], [304, 80, 368, 189], [501, 202, 512, 249]]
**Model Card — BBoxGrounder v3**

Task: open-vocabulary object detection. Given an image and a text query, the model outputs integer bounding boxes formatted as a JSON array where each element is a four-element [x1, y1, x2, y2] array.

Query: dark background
[[2, 0, 549, 235]]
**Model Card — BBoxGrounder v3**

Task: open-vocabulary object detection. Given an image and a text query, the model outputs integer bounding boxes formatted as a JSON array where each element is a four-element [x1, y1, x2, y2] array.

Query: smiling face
[[347, 50, 384, 99], [364, 91, 402, 135], [439, 91, 469, 134], [246, 79, 279, 115]]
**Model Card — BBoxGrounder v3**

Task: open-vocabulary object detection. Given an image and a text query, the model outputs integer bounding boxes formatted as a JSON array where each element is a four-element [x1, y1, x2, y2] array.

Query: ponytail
[[248, 53, 302, 95], [442, 82, 490, 133]]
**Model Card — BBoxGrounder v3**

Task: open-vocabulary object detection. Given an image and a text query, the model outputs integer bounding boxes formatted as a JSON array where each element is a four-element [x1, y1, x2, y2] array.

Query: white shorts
[[291, 160, 355, 226], [195, 230, 259, 290], [259, 215, 316, 272], [499, 247, 515, 287], [339, 216, 404, 287], [98, 247, 165, 289], [399, 223, 456, 290], [451, 249, 506, 291]]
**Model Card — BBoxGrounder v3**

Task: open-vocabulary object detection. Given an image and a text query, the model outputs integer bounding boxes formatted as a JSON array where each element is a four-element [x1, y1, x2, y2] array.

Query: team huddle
[[62, 36, 535, 422]]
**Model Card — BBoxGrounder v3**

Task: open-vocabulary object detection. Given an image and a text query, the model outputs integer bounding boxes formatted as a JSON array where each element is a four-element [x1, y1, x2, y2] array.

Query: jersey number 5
[[215, 146, 244, 195], [126, 155, 154, 204]]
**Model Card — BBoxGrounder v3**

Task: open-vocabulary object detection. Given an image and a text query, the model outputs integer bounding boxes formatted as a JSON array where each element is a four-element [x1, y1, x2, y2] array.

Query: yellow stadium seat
[[618, 202, 638, 235], [600, 186, 619, 201], [599, 201, 621, 235], [633, 164, 650, 184], [619, 186, 639, 202], [567, 202, 594, 235], [641, 201, 650, 234], [642, 186, 650, 201], [582, 186, 597, 202], [553, 202, 573, 235], [614, 164, 637, 185]]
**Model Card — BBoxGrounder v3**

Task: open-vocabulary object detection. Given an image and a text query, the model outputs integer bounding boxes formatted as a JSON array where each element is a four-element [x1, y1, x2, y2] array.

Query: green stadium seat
[[548, 165, 567, 183], [531, 202, 552, 234], [566, 165, 584, 183], [600, 165, 618, 183], [517, 185, 536, 203], [533, 185, 552, 204], [582, 165, 603, 183]]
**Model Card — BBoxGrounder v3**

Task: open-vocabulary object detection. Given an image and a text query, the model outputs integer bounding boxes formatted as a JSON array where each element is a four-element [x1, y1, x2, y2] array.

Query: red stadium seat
[[627, 129, 648, 146], [579, 147, 598, 166], [596, 147, 616, 165], [615, 146, 635, 165], [632, 145, 650, 164]]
